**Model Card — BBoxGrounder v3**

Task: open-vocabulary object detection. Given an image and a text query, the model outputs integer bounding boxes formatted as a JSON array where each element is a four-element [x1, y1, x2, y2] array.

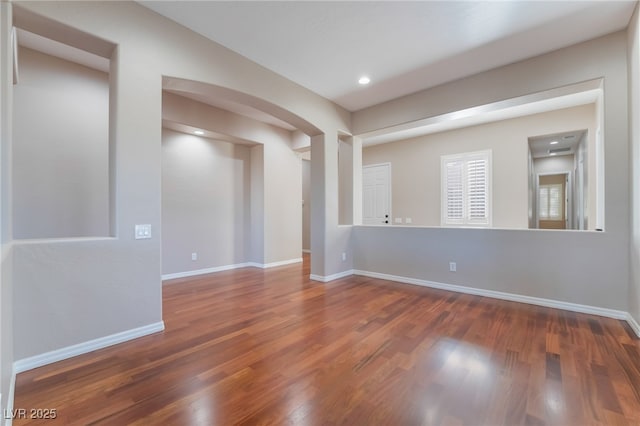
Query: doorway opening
[[537, 173, 569, 229], [528, 129, 588, 230]]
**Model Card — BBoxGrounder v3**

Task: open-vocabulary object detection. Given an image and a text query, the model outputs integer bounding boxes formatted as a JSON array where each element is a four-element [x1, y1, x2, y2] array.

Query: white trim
[[535, 170, 572, 229], [595, 124, 605, 231], [3, 368, 16, 426], [162, 258, 303, 280], [353, 269, 629, 321], [12, 27, 18, 85], [310, 270, 354, 282], [248, 258, 303, 269], [302, 249, 311, 254], [13, 236, 116, 245], [626, 313, 640, 338], [13, 321, 165, 374], [162, 263, 250, 280]]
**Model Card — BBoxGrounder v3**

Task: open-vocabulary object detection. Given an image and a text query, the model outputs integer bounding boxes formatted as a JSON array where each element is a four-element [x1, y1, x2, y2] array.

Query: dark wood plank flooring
[[13, 255, 640, 425]]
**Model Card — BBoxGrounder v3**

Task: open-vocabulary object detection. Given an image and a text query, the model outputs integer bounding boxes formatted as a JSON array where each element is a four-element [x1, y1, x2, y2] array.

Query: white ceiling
[[529, 130, 586, 159], [140, 1, 636, 112], [15, 1, 633, 143]]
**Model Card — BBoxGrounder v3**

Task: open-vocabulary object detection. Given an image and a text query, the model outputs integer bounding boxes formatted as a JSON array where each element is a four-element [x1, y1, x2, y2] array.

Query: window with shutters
[[441, 150, 491, 226], [539, 183, 563, 220]]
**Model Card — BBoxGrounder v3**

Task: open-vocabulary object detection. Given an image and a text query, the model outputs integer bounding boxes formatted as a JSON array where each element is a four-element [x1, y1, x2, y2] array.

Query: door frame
[[362, 162, 392, 225], [536, 170, 572, 229], [576, 159, 585, 230]]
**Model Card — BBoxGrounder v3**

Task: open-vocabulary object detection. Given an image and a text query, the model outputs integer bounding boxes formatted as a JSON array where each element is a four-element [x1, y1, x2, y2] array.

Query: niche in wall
[[160, 89, 304, 275], [161, 127, 252, 275], [12, 27, 112, 239]]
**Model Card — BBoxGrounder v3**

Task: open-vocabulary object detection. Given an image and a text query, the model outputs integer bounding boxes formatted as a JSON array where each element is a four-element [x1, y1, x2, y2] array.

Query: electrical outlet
[[394, 218, 403, 224], [342, 252, 347, 261], [405, 218, 412, 224], [449, 262, 457, 272], [191, 252, 198, 261]]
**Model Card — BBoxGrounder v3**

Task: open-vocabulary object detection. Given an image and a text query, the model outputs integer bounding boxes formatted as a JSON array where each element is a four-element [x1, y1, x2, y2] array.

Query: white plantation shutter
[[445, 160, 464, 224], [467, 157, 488, 224], [549, 184, 562, 219], [539, 186, 549, 219], [442, 151, 491, 226], [539, 183, 562, 220]]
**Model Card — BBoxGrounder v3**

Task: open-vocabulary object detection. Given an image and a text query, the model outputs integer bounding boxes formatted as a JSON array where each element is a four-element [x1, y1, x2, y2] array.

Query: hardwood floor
[[13, 255, 640, 425]]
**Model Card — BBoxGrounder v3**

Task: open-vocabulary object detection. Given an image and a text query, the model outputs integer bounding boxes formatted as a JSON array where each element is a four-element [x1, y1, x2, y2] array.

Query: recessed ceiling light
[[550, 141, 559, 145], [550, 153, 557, 156], [358, 76, 371, 85], [194, 130, 204, 135]]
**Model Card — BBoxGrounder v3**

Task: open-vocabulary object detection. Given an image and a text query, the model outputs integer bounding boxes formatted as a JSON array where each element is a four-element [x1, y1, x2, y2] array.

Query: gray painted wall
[[353, 31, 629, 313], [338, 139, 354, 225], [250, 145, 265, 264], [302, 159, 310, 251], [262, 131, 302, 264], [353, 226, 626, 310]]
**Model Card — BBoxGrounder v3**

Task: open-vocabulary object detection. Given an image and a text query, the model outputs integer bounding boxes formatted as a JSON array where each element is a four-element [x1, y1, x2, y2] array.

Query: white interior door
[[363, 163, 391, 225]]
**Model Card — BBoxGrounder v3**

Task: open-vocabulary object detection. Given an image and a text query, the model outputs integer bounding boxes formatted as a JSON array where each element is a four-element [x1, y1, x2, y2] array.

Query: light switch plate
[[135, 224, 152, 239]]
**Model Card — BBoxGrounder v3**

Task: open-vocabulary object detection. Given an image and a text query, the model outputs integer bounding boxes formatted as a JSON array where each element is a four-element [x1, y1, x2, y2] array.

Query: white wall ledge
[[12, 236, 117, 245], [354, 224, 606, 233]]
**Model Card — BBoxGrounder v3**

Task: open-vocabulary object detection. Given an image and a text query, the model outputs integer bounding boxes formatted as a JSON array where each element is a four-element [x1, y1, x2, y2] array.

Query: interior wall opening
[[358, 81, 604, 232], [160, 89, 307, 277], [528, 129, 591, 231], [538, 173, 570, 229], [11, 26, 113, 240]]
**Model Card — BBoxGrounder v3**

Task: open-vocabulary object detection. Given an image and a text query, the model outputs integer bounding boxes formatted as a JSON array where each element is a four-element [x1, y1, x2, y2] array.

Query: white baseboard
[[626, 313, 640, 338], [13, 321, 165, 374], [163, 258, 303, 281], [265, 257, 303, 268], [310, 269, 354, 283], [353, 269, 632, 324], [248, 258, 303, 269], [162, 263, 250, 280]]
